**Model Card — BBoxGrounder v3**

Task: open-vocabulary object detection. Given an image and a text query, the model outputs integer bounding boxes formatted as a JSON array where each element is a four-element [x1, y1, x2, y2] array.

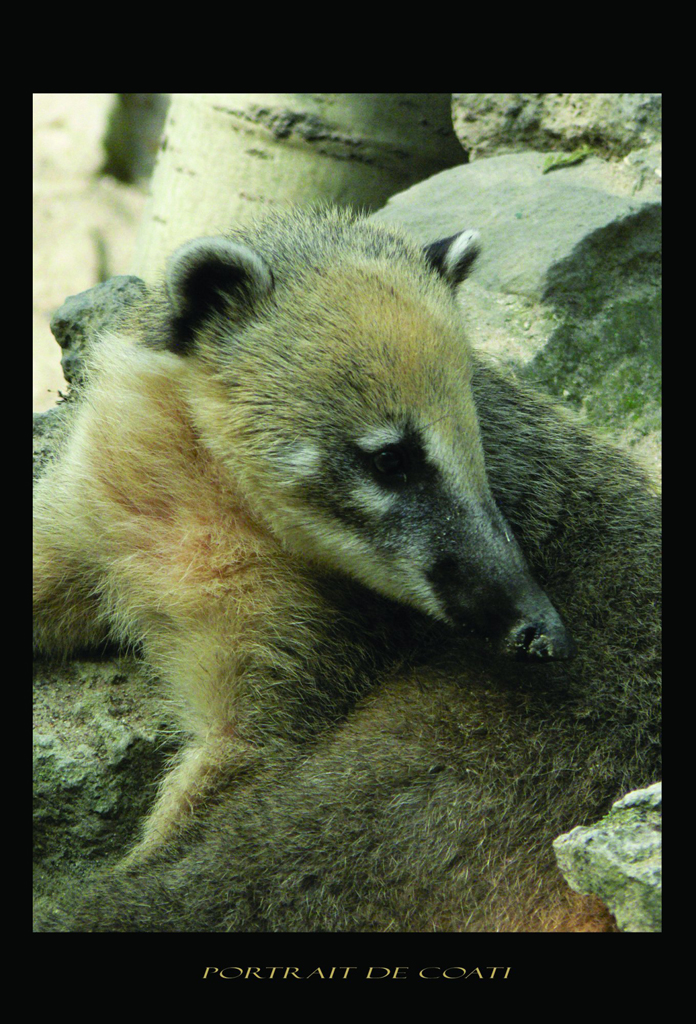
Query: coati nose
[[506, 615, 576, 662], [426, 514, 576, 662]]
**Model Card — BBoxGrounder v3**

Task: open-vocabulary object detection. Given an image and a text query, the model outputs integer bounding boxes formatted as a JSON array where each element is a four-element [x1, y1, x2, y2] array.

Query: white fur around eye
[[355, 425, 403, 453], [349, 480, 398, 516]]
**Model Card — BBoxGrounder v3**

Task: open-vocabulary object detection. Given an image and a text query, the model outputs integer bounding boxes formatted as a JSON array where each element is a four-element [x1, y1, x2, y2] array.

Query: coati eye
[[372, 445, 408, 484]]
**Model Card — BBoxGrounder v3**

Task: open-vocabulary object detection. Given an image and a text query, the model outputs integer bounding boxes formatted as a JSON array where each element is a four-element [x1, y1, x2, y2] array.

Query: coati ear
[[165, 237, 274, 354], [423, 229, 481, 289]]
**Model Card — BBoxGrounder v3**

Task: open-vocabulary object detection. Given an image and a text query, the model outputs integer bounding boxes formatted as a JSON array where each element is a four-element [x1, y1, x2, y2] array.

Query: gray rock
[[553, 783, 662, 932], [33, 656, 175, 889], [33, 406, 71, 484], [451, 93, 662, 160], [49, 274, 147, 386]]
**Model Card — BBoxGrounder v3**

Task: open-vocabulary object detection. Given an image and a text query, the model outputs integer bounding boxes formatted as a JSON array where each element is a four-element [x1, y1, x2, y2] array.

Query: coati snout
[[426, 510, 576, 662]]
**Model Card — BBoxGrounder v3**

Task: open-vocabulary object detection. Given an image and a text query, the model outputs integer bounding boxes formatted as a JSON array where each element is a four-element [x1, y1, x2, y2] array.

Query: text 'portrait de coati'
[[33, 208, 661, 932]]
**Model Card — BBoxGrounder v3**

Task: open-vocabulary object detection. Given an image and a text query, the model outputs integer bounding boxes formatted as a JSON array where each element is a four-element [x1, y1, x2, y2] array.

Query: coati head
[[159, 209, 574, 661]]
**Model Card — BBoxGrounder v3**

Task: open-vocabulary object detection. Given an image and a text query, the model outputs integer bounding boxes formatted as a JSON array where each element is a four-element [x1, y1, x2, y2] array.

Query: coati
[[33, 207, 661, 931]]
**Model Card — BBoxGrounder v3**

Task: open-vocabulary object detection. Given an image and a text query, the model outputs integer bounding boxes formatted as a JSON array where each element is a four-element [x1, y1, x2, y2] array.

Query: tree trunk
[[132, 93, 463, 280]]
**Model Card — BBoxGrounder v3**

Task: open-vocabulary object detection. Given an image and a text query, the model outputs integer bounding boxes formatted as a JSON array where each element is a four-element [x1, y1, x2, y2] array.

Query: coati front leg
[[121, 622, 260, 864], [123, 563, 353, 864], [121, 736, 256, 866]]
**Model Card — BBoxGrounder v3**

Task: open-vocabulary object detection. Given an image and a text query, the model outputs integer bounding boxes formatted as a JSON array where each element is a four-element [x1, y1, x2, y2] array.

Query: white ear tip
[[449, 229, 480, 263], [441, 229, 481, 284]]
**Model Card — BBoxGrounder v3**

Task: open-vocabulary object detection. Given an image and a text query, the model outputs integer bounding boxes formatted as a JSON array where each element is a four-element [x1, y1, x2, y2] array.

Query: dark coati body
[[33, 208, 660, 931]]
